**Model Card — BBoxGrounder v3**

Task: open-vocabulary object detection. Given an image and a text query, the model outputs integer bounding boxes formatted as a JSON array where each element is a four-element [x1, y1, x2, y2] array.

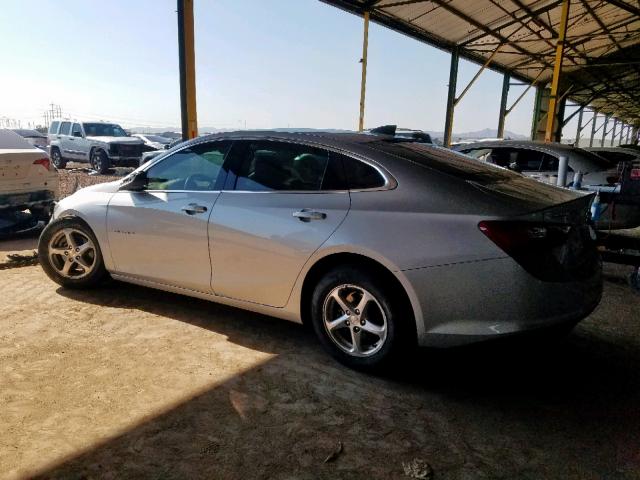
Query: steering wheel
[[184, 173, 213, 190]]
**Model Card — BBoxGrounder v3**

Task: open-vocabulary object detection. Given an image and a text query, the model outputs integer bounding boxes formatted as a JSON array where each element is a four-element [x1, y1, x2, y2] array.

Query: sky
[[1, 0, 615, 140]]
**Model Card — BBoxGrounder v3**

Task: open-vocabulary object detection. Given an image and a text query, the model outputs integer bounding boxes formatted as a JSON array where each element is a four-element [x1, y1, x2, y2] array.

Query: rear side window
[[339, 154, 386, 190], [48, 121, 60, 134], [231, 141, 340, 191], [59, 122, 71, 136]]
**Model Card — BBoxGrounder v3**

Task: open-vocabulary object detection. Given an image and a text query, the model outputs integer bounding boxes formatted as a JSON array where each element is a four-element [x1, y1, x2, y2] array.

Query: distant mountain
[[425, 128, 529, 141]]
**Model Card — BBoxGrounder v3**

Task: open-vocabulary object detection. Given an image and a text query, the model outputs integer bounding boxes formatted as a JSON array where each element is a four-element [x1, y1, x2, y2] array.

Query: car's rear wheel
[[38, 217, 108, 288], [91, 149, 110, 174], [50, 147, 66, 169], [310, 266, 412, 371]]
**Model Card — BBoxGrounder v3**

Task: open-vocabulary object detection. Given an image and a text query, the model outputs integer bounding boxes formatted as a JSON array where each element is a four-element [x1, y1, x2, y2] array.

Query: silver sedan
[[38, 131, 602, 370]]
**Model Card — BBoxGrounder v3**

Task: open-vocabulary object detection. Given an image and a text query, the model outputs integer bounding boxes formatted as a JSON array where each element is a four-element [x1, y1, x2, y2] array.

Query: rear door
[[57, 121, 73, 159], [209, 139, 350, 307], [71, 123, 90, 161]]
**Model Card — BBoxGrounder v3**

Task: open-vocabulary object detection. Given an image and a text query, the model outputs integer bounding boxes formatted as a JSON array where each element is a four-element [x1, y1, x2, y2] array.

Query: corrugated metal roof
[[322, 0, 640, 126]]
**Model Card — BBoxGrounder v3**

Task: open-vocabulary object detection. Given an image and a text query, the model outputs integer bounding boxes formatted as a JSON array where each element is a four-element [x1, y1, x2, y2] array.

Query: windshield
[[82, 123, 127, 137], [145, 135, 170, 143]]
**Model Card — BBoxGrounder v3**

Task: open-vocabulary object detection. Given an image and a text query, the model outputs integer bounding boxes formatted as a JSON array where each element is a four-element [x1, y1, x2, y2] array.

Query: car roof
[[192, 130, 391, 150]]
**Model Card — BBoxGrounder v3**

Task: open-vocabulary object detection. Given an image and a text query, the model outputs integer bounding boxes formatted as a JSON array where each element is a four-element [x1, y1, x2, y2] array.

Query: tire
[[38, 217, 108, 289], [50, 147, 66, 169], [91, 149, 111, 174], [310, 265, 414, 371]]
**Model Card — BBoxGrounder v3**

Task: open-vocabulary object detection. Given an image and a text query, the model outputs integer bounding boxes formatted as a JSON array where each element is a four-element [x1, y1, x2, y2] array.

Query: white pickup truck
[[47, 119, 144, 174], [0, 129, 58, 231]]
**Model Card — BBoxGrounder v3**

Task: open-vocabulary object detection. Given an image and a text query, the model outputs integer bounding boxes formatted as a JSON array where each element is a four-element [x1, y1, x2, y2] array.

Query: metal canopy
[[322, 0, 640, 126]]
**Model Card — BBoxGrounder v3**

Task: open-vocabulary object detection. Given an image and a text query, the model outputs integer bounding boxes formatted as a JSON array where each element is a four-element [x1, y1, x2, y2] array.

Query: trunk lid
[[0, 149, 46, 182]]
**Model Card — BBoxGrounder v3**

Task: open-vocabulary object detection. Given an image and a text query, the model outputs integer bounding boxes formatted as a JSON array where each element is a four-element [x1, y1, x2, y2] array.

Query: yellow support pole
[[358, 11, 370, 132], [544, 0, 570, 143], [178, 0, 198, 140]]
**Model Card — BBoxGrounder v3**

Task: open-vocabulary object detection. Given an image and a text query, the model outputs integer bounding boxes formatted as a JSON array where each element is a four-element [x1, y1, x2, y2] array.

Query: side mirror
[[73, 131, 83, 138], [119, 171, 148, 192]]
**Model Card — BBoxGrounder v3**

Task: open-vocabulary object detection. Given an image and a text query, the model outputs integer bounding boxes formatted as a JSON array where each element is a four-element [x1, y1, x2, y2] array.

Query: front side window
[[72, 123, 83, 137], [59, 121, 71, 136], [49, 121, 60, 134], [146, 141, 231, 191], [232, 141, 335, 191]]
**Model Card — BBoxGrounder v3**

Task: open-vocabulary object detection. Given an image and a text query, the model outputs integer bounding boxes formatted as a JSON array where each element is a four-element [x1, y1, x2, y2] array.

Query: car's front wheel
[[50, 147, 66, 169], [38, 217, 108, 288], [310, 266, 413, 371]]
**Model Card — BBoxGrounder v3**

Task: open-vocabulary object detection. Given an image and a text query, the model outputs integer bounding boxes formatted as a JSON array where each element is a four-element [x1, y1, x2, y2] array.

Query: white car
[[132, 134, 172, 150], [0, 129, 58, 223]]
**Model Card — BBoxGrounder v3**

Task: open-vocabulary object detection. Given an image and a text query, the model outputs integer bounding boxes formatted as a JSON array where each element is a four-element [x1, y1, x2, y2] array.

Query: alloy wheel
[[48, 228, 97, 279], [322, 284, 388, 357]]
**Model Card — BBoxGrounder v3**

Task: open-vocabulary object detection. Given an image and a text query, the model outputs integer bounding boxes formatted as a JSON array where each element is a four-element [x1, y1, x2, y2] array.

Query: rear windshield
[[367, 141, 578, 206], [573, 147, 612, 170], [368, 141, 516, 184], [12, 129, 44, 138]]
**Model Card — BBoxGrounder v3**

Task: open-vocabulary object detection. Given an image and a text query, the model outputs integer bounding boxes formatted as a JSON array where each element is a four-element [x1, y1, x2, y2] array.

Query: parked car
[[132, 134, 172, 151], [139, 138, 185, 166], [47, 119, 144, 174], [455, 140, 640, 230], [1, 129, 58, 230], [38, 131, 602, 370], [12, 129, 48, 150], [585, 147, 640, 167]]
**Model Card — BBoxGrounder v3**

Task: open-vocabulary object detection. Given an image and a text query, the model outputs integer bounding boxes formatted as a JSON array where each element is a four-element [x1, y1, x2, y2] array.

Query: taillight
[[33, 157, 51, 171], [478, 221, 598, 281], [631, 168, 640, 180]]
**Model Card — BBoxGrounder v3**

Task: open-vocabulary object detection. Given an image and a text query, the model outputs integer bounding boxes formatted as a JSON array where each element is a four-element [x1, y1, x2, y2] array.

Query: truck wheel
[[50, 148, 66, 169], [91, 149, 111, 174]]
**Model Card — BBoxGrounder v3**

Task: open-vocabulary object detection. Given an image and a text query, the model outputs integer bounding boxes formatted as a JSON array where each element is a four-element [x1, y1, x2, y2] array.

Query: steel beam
[[454, 43, 501, 106], [575, 107, 583, 145], [358, 11, 370, 132], [497, 74, 510, 138], [610, 118, 618, 146], [177, 0, 198, 140], [443, 48, 459, 147], [544, 0, 570, 143], [601, 114, 610, 147], [589, 111, 597, 147]]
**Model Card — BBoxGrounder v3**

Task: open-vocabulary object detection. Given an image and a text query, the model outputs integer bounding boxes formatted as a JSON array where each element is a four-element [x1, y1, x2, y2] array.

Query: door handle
[[293, 209, 327, 222], [181, 203, 208, 215]]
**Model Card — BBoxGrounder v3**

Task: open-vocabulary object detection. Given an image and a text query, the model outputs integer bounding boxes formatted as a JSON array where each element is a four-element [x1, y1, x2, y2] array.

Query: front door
[[107, 140, 232, 292], [210, 139, 350, 307]]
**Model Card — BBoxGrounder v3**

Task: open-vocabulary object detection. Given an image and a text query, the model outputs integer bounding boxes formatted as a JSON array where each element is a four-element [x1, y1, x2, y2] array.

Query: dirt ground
[[0, 262, 639, 479], [2, 167, 640, 479]]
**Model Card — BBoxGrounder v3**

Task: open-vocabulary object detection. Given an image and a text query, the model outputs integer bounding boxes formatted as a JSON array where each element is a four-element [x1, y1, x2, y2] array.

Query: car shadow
[[37, 279, 640, 479]]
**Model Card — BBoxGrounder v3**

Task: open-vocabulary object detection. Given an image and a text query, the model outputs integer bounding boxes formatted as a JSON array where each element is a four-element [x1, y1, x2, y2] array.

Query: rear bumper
[[595, 203, 640, 230], [0, 190, 56, 212], [403, 256, 602, 347]]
